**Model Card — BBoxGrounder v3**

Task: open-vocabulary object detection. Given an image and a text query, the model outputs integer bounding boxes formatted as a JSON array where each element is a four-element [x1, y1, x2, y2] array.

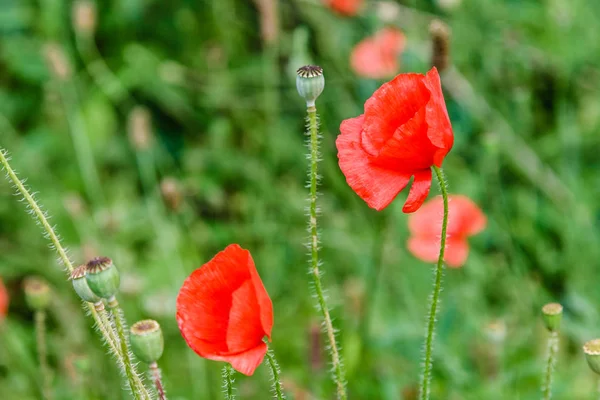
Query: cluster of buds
[[71, 257, 120, 304]]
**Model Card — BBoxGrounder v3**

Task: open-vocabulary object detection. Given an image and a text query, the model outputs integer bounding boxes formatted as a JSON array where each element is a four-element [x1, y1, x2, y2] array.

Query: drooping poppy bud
[[176, 244, 273, 376], [85, 257, 120, 299]]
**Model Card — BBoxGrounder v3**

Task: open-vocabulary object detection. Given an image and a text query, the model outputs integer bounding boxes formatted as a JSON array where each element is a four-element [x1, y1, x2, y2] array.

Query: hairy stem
[[149, 362, 167, 400], [265, 345, 286, 400], [107, 298, 151, 400], [419, 166, 449, 400], [92, 302, 124, 364], [35, 310, 53, 400], [305, 106, 347, 400], [222, 363, 235, 400], [542, 331, 559, 400]]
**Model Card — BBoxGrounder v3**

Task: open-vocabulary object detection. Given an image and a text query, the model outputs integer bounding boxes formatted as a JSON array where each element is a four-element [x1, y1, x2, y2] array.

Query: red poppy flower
[[407, 195, 486, 267], [323, 0, 363, 16], [351, 28, 406, 79], [0, 277, 8, 320], [176, 244, 273, 376], [336, 67, 453, 212]]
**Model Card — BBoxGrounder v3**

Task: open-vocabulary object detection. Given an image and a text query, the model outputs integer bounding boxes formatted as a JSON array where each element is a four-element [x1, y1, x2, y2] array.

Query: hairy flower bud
[[70, 265, 101, 303], [429, 19, 451, 72], [23, 277, 51, 311], [130, 319, 164, 363], [296, 65, 325, 108], [85, 257, 120, 299], [541, 303, 563, 332]]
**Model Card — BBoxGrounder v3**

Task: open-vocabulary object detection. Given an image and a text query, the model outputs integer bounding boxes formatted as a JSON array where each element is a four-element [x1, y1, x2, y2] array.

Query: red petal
[[337, 115, 412, 211], [205, 342, 268, 376], [373, 108, 438, 171], [409, 195, 486, 237], [423, 67, 453, 166], [0, 278, 7, 319], [402, 169, 432, 213], [361, 73, 430, 156], [350, 28, 405, 80], [407, 236, 469, 268], [249, 255, 274, 339], [176, 244, 271, 361]]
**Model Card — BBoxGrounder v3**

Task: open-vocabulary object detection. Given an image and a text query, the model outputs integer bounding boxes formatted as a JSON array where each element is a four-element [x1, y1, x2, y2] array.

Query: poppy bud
[[72, 0, 96, 37], [70, 265, 101, 303], [23, 277, 51, 311], [584, 339, 600, 375], [85, 257, 120, 299], [429, 19, 451, 72], [130, 319, 164, 364], [541, 303, 563, 332], [296, 65, 325, 108]]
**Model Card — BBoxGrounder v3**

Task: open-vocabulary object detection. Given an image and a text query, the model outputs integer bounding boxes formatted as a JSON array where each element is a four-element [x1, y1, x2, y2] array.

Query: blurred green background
[[2, 0, 600, 399]]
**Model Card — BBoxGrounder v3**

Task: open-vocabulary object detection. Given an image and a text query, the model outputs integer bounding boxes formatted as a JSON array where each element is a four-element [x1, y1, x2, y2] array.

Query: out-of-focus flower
[[0, 278, 8, 320], [336, 67, 454, 212], [407, 195, 486, 267], [176, 244, 273, 375], [323, 0, 364, 16], [351, 28, 405, 79]]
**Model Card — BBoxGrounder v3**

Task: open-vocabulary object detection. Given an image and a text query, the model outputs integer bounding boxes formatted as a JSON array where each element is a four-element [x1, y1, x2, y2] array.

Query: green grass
[[1, 0, 600, 399]]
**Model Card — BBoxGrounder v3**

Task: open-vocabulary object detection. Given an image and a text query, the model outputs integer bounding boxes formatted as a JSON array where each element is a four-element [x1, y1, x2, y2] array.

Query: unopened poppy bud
[[541, 303, 563, 332], [130, 319, 164, 363], [43, 43, 72, 81], [296, 65, 325, 108], [584, 339, 600, 375], [160, 177, 182, 211], [128, 107, 153, 151], [70, 265, 101, 303], [85, 257, 120, 299], [429, 19, 451, 72], [23, 277, 51, 311]]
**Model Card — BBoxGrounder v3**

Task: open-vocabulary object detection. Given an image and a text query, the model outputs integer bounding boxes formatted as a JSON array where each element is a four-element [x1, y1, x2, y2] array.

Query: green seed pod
[[130, 319, 164, 364], [70, 265, 101, 303], [296, 65, 325, 107], [85, 257, 120, 299], [584, 339, 600, 375], [541, 303, 563, 332], [23, 277, 51, 311]]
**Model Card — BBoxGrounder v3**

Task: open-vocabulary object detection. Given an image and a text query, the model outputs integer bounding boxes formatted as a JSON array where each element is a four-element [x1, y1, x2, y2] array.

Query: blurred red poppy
[[176, 244, 273, 376], [0, 277, 8, 319], [323, 0, 363, 16], [407, 195, 486, 267], [351, 28, 405, 79], [336, 67, 453, 212]]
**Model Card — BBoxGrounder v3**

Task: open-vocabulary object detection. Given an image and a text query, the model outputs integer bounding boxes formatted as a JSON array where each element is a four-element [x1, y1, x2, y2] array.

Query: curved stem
[[419, 166, 449, 400], [542, 331, 559, 400], [92, 302, 124, 364], [35, 310, 52, 400], [222, 363, 235, 400], [107, 298, 151, 400], [265, 345, 286, 400], [306, 106, 347, 400]]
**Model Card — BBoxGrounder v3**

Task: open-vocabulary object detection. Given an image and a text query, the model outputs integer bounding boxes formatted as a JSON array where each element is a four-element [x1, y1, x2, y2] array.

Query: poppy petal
[[176, 244, 267, 358], [374, 108, 438, 171], [350, 28, 405, 80], [408, 195, 486, 237], [205, 342, 268, 376], [248, 258, 274, 339], [407, 236, 469, 268], [337, 115, 412, 211], [402, 169, 432, 213], [0, 278, 8, 320], [423, 67, 453, 165], [361, 73, 430, 156]]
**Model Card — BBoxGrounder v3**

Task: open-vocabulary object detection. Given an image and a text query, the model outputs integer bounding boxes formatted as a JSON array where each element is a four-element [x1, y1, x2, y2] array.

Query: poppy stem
[[0, 148, 129, 380], [419, 165, 449, 400], [107, 297, 152, 400], [542, 331, 559, 400], [265, 345, 286, 400], [92, 302, 125, 365], [35, 310, 53, 400], [222, 363, 236, 400], [149, 362, 167, 400], [305, 105, 347, 400]]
